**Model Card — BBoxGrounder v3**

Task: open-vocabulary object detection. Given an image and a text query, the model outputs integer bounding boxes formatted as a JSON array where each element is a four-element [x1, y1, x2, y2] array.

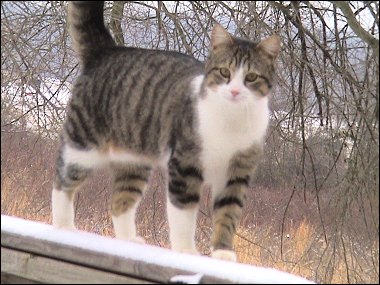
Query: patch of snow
[[170, 273, 203, 284]]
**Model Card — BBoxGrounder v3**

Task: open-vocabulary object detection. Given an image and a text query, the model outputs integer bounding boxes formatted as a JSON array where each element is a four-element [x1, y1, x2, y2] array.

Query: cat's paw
[[171, 243, 199, 255], [211, 249, 237, 262], [54, 224, 77, 231], [128, 236, 146, 244]]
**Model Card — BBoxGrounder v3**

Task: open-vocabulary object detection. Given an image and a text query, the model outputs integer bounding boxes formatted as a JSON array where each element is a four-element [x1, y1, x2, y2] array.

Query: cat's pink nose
[[231, 90, 240, 97]]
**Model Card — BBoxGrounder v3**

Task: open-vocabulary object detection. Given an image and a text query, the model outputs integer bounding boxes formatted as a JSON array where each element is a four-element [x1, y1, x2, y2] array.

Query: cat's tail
[[68, 1, 116, 66]]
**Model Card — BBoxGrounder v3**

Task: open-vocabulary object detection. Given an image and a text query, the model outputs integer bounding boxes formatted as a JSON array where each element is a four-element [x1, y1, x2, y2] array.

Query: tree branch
[[110, 1, 126, 46], [332, 1, 379, 57]]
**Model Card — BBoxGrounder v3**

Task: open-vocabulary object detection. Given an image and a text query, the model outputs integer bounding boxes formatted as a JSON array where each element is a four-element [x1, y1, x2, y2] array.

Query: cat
[[52, 1, 280, 261]]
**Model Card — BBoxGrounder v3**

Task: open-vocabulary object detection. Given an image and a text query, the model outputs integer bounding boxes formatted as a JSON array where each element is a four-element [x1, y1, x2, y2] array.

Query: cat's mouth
[[227, 95, 246, 103]]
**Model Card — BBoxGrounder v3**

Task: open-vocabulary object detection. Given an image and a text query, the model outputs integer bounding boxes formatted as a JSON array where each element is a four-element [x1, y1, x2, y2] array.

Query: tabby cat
[[52, 1, 280, 261]]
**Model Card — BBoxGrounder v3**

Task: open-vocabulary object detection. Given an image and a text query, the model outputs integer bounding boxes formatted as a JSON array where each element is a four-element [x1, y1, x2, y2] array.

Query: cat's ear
[[257, 35, 281, 58], [211, 24, 233, 49]]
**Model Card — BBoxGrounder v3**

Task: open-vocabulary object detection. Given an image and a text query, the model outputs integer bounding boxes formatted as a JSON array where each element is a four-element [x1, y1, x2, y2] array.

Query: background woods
[[1, 1, 378, 283]]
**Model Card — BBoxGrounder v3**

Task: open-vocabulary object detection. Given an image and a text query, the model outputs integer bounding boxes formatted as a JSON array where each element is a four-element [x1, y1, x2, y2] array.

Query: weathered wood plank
[[1, 273, 42, 284], [1, 248, 152, 284]]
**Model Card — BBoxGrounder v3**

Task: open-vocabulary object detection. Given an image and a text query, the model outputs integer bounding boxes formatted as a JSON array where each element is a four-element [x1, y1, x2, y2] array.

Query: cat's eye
[[245, 73, 258, 82], [219, 68, 230, 78]]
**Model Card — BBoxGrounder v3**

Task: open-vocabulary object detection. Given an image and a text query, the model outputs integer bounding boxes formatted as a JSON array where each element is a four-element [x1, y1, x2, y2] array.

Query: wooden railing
[[1, 215, 314, 284]]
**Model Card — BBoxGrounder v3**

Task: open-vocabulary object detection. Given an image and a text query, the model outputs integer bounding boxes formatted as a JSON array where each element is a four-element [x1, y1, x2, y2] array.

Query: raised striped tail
[[68, 1, 116, 67]]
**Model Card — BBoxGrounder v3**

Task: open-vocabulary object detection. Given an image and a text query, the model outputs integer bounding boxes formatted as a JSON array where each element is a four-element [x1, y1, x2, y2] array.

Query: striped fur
[[52, 1, 280, 261], [67, 1, 115, 67], [211, 144, 263, 252]]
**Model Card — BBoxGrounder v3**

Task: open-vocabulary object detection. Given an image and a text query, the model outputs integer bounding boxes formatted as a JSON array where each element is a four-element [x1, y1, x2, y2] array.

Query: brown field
[[1, 131, 378, 284]]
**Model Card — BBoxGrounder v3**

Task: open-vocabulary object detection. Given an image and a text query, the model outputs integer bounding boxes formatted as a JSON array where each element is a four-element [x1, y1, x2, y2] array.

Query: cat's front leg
[[211, 176, 249, 262], [167, 153, 203, 255], [211, 144, 263, 261]]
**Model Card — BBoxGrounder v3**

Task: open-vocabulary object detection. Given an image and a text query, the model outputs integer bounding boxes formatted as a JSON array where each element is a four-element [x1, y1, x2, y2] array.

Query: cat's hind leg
[[52, 144, 94, 230], [111, 163, 151, 243]]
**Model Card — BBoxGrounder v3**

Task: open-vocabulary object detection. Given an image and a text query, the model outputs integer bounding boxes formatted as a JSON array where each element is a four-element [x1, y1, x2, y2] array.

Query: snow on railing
[[1, 215, 315, 284]]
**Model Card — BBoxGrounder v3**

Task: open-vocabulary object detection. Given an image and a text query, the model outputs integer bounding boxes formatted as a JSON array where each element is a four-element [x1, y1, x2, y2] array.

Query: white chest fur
[[196, 79, 270, 195]]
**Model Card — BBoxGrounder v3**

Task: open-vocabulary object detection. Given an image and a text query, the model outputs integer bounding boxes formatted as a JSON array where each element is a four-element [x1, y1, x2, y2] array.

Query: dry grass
[[233, 221, 379, 284], [235, 221, 315, 280]]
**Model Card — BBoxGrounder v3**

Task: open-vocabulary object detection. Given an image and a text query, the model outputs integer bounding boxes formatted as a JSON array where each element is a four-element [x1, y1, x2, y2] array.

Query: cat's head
[[202, 24, 280, 104]]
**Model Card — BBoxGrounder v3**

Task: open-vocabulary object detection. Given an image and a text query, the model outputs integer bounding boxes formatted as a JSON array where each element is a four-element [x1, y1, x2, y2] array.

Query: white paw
[[128, 236, 146, 244], [54, 224, 76, 231], [211, 249, 237, 262], [171, 243, 199, 255]]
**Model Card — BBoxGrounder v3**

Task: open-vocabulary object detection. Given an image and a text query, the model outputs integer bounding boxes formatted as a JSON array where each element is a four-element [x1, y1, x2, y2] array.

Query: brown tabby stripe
[[176, 193, 200, 204], [226, 176, 250, 187], [214, 196, 244, 210], [169, 158, 203, 180], [56, 163, 91, 189], [110, 164, 152, 215], [117, 186, 143, 195]]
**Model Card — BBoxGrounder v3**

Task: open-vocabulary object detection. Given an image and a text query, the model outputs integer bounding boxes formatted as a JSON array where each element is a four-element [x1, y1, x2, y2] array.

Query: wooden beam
[[1, 215, 314, 284], [1, 248, 150, 284]]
